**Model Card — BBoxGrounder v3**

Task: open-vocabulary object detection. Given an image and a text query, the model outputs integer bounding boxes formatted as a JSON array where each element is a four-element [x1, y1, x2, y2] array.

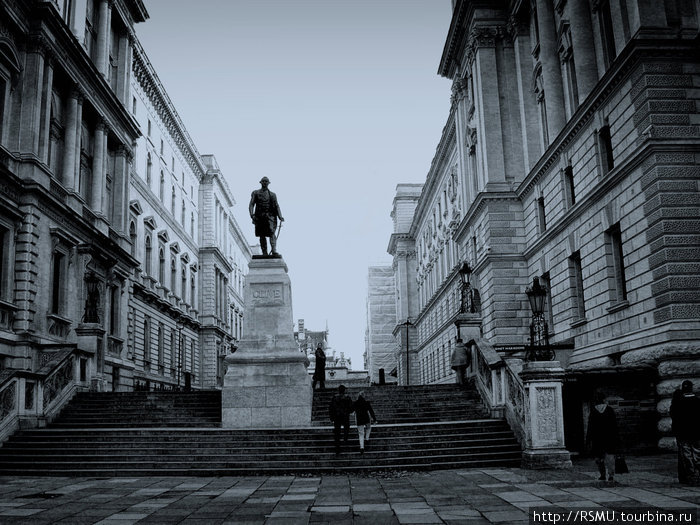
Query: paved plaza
[[0, 454, 697, 524]]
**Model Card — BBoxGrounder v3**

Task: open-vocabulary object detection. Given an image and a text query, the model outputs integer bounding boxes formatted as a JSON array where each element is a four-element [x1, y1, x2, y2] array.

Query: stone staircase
[[0, 384, 521, 475]]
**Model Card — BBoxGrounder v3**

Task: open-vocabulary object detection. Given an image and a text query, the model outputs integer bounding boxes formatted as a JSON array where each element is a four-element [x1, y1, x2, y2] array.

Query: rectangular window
[[160, 139, 164, 156], [157, 323, 164, 371], [564, 54, 579, 112], [51, 252, 65, 314], [607, 223, 628, 302], [598, 0, 617, 68], [143, 316, 151, 369], [569, 251, 586, 321], [598, 124, 614, 174], [147, 119, 151, 137], [537, 196, 547, 234], [109, 285, 119, 336], [132, 96, 136, 115], [564, 165, 576, 207], [0, 76, 7, 141]]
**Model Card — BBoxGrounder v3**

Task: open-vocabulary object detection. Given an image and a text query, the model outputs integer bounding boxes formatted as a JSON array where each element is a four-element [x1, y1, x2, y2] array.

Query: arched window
[[146, 153, 152, 186], [159, 171, 164, 201], [190, 212, 195, 239], [144, 234, 152, 276], [171, 186, 176, 215], [158, 247, 165, 284], [181, 199, 185, 225], [129, 221, 137, 257]]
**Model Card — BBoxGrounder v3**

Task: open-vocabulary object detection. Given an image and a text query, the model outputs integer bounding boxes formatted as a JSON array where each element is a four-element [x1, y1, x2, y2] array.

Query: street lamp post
[[525, 277, 554, 361], [458, 262, 474, 313], [399, 318, 413, 385]]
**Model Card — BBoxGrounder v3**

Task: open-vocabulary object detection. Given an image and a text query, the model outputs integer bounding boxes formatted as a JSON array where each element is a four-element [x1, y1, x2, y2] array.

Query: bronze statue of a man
[[249, 176, 284, 256]]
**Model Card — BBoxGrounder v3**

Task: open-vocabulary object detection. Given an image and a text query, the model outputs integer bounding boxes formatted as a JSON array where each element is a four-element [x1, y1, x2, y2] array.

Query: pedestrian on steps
[[313, 342, 326, 390], [329, 384, 354, 455], [450, 337, 471, 386], [353, 391, 377, 454]]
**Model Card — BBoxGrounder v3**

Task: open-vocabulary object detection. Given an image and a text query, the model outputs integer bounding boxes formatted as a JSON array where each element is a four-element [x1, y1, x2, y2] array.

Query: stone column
[[95, 0, 111, 77], [91, 120, 107, 214], [112, 144, 130, 233], [61, 90, 80, 190], [535, 0, 566, 139], [569, 0, 599, 101], [38, 57, 54, 164], [73, 95, 83, 192], [472, 27, 506, 184], [509, 18, 542, 173], [19, 40, 45, 156], [520, 361, 572, 469]]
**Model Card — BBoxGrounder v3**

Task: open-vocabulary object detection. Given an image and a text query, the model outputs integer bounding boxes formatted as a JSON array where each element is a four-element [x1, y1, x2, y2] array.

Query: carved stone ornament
[[466, 26, 507, 64], [506, 15, 529, 38], [536, 386, 558, 441]]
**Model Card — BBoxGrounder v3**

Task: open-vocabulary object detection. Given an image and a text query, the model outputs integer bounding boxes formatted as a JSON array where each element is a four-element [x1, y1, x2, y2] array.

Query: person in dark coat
[[353, 391, 377, 454], [586, 392, 619, 482], [450, 338, 470, 386], [329, 384, 354, 455], [671, 380, 700, 485], [312, 343, 326, 390]]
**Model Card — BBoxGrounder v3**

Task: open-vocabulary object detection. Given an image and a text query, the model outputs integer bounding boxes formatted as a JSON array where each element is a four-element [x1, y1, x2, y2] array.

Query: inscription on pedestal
[[251, 284, 284, 306]]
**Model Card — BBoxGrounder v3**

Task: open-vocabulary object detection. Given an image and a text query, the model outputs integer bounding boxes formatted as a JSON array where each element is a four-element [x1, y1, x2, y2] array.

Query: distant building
[[364, 266, 398, 384]]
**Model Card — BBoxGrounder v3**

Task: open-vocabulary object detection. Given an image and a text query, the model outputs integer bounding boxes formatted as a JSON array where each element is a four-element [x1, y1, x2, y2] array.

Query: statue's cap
[[260, 176, 270, 184]]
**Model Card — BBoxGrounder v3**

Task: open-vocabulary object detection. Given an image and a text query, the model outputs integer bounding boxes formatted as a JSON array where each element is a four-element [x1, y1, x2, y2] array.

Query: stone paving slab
[[0, 455, 697, 524]]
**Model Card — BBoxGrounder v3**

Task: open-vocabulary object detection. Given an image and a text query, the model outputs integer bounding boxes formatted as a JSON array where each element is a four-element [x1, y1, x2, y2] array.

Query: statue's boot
[[260, 237, 268, 256], [270, 235, 279, 256]]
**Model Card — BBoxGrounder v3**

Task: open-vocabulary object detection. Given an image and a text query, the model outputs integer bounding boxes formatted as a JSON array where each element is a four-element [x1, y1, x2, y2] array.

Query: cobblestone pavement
[[0, 455, 697, 524]]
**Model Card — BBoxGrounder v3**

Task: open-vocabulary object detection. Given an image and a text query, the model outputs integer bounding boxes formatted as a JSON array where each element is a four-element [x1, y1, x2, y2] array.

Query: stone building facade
[[364, 266, 398, 384], [0, 0, 251, 399], [389, 0, 700, 452]]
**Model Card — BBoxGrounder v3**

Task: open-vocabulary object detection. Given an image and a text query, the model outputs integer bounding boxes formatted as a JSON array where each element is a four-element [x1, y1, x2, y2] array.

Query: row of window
[[536, 122, 615, 237], [141, 316, 198, 376], [145, 152, 196, 239]]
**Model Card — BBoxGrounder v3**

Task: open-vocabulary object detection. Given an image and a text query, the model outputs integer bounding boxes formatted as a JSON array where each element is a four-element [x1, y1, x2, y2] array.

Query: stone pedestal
[[520, 360, 572, 469], [222, 257, 311, 428]]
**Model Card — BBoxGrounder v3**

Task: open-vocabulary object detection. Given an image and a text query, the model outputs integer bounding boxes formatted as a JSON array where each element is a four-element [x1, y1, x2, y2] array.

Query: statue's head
[[682, 380, 694, 393], [260, 176, 270, 187]]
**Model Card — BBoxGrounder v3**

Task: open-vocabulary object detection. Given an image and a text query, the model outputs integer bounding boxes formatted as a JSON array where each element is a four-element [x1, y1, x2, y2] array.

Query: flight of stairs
[[0, 383, 521, 476]]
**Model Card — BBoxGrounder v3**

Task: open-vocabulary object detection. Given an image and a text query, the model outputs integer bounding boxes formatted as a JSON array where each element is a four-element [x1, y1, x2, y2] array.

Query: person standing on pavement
[[671, 380, 700, 485], [353, 391, 377, 454], [312, 342, 326, 390], [586, 392, 619, 482], [329, 384, 354, 455]]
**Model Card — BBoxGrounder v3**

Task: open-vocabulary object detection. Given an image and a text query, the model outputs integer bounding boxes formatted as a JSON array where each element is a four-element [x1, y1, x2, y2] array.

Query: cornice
[[387, 232, 414, 257], [408, 110, 457, 239], [438, 0, 469, 78], [454, 189, 520, 242], [199, 246, 234, 274], [131, 39, 206, 182]]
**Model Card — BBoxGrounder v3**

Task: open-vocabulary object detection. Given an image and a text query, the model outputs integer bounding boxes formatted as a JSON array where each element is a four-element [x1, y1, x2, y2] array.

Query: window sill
[[570, 318, 588, 328], [606, 300, 629, 314]]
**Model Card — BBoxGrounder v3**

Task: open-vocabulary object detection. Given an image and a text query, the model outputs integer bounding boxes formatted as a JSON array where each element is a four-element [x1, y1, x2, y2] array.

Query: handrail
[[0, 346, 94, 444], [468, 337, 526, 445]]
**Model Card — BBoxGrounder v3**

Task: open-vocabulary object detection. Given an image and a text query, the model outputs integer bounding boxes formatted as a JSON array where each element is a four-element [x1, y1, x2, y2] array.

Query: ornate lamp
[[525, 277, 553, 361]]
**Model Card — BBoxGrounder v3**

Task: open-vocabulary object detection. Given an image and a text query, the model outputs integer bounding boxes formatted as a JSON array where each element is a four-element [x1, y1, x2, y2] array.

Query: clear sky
[[136, 0, 452, 368]]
